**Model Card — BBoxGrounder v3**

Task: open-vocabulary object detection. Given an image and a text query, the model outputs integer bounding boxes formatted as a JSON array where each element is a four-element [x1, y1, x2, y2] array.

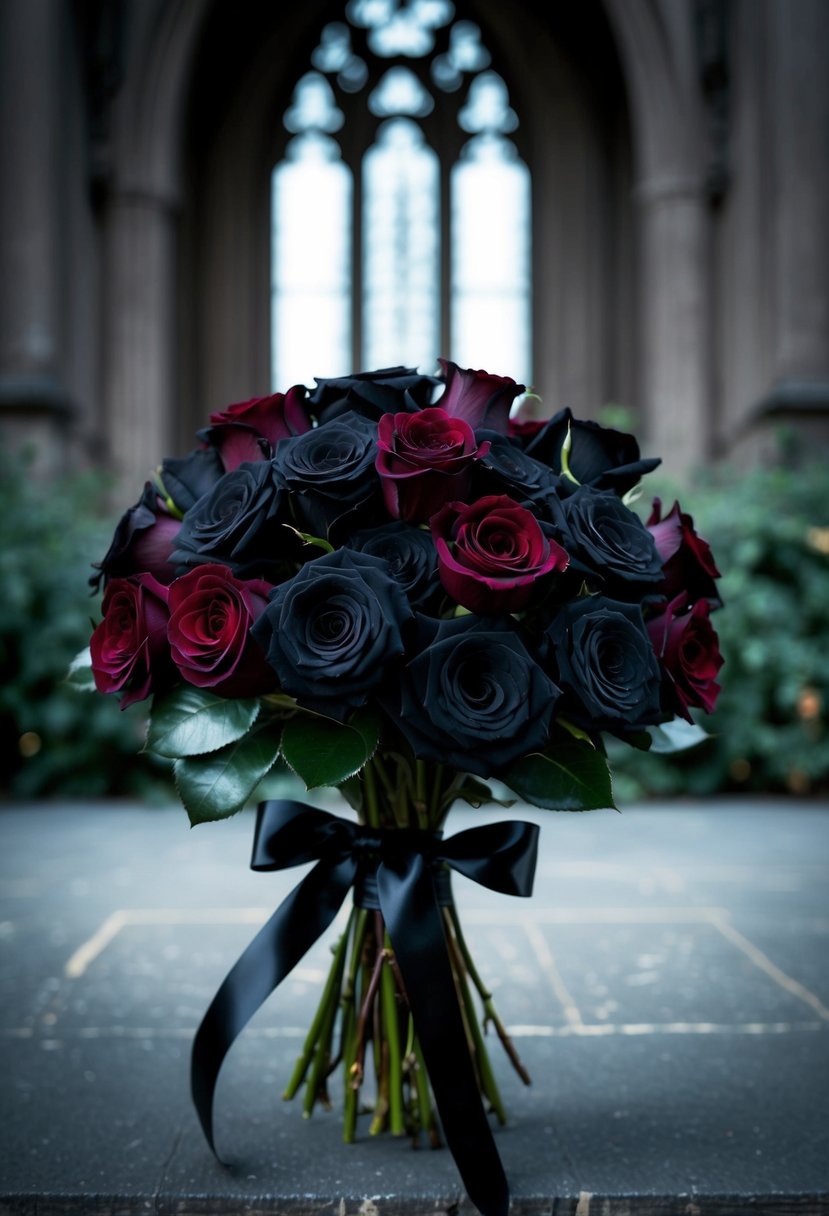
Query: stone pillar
[[100, 189, 179, 494], [635, 177, 711, 475], [0, 0, 72, 474], [759, 0, 829, 431]]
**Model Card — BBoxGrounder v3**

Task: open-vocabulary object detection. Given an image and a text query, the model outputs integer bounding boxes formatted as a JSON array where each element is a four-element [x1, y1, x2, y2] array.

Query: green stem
[[428, 763, 446, 827], [302, 915, 351, 1116], [443, 908, 507, 1125], [282, 911, 353, 1101], [381, 932, 405, 1135], [363, 760, 381, 828], [446, 903, 531, 1086]]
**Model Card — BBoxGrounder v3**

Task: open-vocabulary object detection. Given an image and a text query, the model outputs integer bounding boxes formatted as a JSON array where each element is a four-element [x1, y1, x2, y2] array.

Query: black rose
[[170, 461, 295, 581], [545, 596, 663, 731], [273, 411, 380, 540], [526, 407, 660, 497], [550, 486, 664, 594], [472, 430, 562, 507], [308, 366, 439, 426], [386, 615, 561, 777], [157, 447, 226, 514], [251, 548, 414, 720], [350, 521, 442, 612]]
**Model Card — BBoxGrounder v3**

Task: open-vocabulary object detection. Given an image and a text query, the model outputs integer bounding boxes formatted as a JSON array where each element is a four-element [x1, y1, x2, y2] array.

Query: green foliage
[[609, 461, 829, 799], [280, 708, 381, 792], [504, 733, 617, 811], [0, 454, 170, 799]]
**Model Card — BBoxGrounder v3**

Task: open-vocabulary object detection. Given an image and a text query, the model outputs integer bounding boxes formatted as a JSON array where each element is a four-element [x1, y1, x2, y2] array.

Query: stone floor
[[1, 794, 828, 1215]]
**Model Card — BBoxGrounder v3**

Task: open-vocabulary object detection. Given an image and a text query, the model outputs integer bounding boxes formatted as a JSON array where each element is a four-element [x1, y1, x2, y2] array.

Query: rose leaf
[[281, 707, 381, 790], [504, 739, 617, 811], [175, 730, 281, 825], [147, 686, 261, 758], [65, 647, 97, 692]]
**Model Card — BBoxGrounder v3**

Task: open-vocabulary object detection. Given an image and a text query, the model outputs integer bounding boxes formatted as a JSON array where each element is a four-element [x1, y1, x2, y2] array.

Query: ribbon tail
[[191, 855, 356, 1159], [377, 856, 511, 1216]]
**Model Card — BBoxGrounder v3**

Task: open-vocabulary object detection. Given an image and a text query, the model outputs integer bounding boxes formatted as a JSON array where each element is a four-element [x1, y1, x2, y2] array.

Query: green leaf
[[504, 737, 617, 811], [147, 686, 261, 758], [281, 706, 381, 790], [65, 647, 97, 692], [175, 728, 281, 825]]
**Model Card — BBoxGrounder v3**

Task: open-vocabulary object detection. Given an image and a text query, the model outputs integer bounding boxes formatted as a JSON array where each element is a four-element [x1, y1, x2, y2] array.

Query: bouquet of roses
[[80, 360, 723, 1216]]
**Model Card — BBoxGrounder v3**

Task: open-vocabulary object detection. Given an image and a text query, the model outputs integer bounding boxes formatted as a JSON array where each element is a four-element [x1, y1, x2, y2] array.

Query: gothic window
[[271, 1, 531, 389]]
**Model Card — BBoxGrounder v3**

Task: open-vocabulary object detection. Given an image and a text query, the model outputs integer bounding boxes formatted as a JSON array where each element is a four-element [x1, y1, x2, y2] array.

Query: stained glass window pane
[[271, 133, 352, 388], [451, 134, 532, 384], [362, 118, 440, 370]]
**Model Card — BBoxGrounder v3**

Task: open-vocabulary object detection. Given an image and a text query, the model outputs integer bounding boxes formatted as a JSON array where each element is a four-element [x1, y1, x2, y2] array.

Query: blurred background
[[1, 0, 828, 802]]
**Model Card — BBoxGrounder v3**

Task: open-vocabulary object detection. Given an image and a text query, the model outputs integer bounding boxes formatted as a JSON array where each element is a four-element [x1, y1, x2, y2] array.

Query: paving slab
[[1, 795, 828, 1215]]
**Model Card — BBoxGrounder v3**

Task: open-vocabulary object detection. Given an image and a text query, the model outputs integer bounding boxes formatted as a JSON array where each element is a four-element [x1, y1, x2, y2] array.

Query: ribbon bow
[[192, 800, 539, 1216]]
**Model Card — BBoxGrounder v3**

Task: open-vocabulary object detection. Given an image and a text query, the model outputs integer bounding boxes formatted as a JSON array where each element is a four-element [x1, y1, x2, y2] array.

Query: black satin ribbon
[[191, 799, 539, 1216]]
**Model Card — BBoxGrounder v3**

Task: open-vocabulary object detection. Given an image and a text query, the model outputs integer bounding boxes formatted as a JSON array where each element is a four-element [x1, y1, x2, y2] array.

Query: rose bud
[[91, 482, 182, 588], [198, 385, 312, 471], [526, 407, 660, 496], [157, 447, 226, 514], [167, 565, 276, 698], [647, 594, 724, 720], [431, 495, 569, 614], [647, 498, 722, 608], [435, 359, 525, 434], [90, 574, 172, 707], [376, 407, 490, 523]]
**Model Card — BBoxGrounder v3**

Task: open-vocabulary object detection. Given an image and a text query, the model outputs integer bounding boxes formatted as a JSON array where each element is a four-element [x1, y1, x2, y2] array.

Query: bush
[[0, 455, 171, 799], [609, 461, 829, 800]]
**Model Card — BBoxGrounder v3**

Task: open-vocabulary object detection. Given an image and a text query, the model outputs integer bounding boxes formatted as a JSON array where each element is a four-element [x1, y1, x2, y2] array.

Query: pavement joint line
[[62, 905, 829, 1034], [521, 918, 584, 1026], [2, 1020, 825, 1040], [706, 909, 829, 1022]]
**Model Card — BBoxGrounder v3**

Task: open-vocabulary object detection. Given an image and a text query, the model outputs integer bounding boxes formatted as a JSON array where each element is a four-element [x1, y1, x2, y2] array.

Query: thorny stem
[[282, 912, 353, 1101], [445, 903, 532, 1087]]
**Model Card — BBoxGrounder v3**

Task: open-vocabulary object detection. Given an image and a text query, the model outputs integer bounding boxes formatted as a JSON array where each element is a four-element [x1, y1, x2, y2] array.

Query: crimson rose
[[647, 498, 722, 608], [376, 407, 490, 523], [167, 565, 276, 698], [431, 495, 569, 614], [647, 593, 723, 720], [200, 386, 312, 471], [90, 574, 172, 707]]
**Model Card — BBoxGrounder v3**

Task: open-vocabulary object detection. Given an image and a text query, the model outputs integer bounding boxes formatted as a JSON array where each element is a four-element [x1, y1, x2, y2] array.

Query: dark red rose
[[91, 482, 182, 588], [431, 495, 569, 614], [376, 407, 490, 523], [167, 564, 276, 698], [436, 359, 525, 434], [647, 498, 722, 607], [90, 574, 172, 707], [647, 593, 723, 721], [199, 386, 312, 471]]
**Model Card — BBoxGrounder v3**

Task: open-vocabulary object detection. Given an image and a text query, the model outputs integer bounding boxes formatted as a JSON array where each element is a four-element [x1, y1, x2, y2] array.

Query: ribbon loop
[[191, 800, 539, 1216]]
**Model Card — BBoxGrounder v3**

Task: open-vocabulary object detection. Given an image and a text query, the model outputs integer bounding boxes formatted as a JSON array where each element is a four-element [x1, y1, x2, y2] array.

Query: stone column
[[100, 188, 179, 494], [0, 0, 72, 474], [760, 0, 829, 428], [635, 177, 711, 475]]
